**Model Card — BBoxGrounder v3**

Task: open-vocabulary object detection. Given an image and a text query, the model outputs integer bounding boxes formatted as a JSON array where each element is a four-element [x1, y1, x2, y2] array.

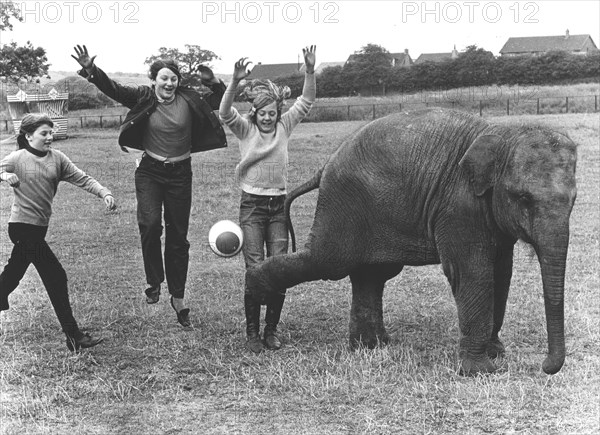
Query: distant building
[[414, 46, 459, 64], [390, 50, 413, 67], [346, 49, 413, 67], [499, 30, 599, 57]]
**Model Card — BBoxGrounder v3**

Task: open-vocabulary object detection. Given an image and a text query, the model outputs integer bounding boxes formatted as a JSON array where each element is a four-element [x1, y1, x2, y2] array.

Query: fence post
[[347, 105, 350, 120], [565, 97, 569, 113], [479, 100, 482, 117], [537, 98, 540, 115], [80, 117, 83, 128], [100, 116, 103, 128], [372, 104, 376, 120], [506, 99, 509, 115], [595, 95, 598, 112]]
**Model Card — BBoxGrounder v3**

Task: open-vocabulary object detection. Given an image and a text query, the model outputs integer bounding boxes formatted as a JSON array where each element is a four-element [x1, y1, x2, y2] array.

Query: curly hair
[[148, 59, 182, 83], [241, 79, 291, 123]]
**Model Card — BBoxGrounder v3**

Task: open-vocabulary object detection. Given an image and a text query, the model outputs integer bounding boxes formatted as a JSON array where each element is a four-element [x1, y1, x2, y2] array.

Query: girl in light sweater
[[219, 46, 316, 353], [0, 113, 116, 351]]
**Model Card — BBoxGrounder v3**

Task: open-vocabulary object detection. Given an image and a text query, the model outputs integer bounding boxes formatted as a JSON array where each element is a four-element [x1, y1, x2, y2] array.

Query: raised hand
[[302, 45, 316, 74], [232, 57, 252, 82], [71, 45, 96, 70], [197, 64, 218, 86]]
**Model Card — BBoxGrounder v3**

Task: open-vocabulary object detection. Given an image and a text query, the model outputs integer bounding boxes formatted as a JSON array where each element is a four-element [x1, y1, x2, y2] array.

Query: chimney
[[404, 49, 408, 54], [565, 29, 570, 39], [451, 44, 459, 59]]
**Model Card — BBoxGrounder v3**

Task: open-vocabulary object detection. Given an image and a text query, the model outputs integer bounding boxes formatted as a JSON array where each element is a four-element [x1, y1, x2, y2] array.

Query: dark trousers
[[135, 155, 192, 299], [0, 223, 79, 335], [240, 192, 288, 332]]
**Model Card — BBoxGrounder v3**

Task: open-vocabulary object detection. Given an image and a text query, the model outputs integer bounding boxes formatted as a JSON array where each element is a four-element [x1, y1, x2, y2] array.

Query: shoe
[[145, 286, 160, 304], [246, 334, 264, 354], [170, 296, 191, 327], [263, 328, 282, 350], [66, 332, 103, 351]]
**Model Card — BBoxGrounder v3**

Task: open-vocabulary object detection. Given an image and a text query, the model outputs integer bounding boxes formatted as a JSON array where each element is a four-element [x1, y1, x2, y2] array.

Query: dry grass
[[0, 113, 598, 434]]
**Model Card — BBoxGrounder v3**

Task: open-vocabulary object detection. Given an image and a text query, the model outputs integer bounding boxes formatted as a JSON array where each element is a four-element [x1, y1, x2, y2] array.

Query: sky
[[2, 0, 600, 76]]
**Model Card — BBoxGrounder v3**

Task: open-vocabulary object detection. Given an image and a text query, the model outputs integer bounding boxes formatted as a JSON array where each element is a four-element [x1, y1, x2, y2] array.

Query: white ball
[[208, 220, 244, 257]]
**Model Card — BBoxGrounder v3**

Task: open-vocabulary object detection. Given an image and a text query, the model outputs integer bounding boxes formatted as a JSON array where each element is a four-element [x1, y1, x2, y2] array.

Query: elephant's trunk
[[535, 227, 570, 375]]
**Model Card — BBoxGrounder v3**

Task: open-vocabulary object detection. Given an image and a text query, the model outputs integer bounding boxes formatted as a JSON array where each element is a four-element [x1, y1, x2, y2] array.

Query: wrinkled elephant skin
[[246, 108, 577, 376]]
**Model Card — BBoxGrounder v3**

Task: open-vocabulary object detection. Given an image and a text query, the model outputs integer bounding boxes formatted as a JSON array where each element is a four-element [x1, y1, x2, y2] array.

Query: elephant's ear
[[459, 134, 505, 196]]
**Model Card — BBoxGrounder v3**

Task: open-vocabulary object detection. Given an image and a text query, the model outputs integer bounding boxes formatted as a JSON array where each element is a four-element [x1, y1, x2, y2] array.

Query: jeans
[[0, 223, 79, 335], [135, 154, 192, 298], [239, 191, 288, 296]]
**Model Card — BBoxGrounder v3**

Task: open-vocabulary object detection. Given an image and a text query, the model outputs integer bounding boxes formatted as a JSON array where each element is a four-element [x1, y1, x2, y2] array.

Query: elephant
[[245, 108, 577, 376]]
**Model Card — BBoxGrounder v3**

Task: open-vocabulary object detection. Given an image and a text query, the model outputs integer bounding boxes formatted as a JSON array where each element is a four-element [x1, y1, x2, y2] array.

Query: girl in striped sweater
[[219, 46, 316, 353]]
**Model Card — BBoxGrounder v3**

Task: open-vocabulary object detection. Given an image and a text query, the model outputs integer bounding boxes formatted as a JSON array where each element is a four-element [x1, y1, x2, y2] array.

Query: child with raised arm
[[0, 113, 116, 351], [219, 46, 316, 353]]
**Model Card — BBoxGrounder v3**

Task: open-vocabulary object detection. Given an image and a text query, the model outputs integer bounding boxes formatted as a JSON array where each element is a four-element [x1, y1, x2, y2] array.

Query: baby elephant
[[246, 108, 577, 376]]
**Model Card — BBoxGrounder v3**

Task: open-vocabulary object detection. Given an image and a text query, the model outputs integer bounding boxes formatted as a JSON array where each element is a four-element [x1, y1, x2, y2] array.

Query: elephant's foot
[[459, 350, 497, 376], [486, 337, 506, 359], [349, 327, 390, 350]]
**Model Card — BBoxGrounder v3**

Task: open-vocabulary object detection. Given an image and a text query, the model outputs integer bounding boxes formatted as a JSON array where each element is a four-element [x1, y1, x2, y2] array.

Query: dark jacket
[[79, 65, 227, 153]]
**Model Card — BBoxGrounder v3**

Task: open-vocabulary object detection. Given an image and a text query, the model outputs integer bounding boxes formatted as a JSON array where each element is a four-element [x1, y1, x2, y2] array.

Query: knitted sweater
[[220, 74, 315, 196], [0, 148, 111, 226]]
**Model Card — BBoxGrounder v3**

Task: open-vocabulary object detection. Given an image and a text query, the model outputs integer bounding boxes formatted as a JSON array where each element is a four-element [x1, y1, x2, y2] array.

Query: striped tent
[[7, 88, 69, 139]]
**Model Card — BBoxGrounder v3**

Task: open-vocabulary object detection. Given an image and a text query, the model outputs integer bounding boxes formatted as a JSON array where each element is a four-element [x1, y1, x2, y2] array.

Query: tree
[[0, 0, 22, 31], [453, 45, 495, 87], [317, 65, 347, 97], [0, 41, 50, 83], [145, 44, 219, 87], [343, 43, 392, 95]]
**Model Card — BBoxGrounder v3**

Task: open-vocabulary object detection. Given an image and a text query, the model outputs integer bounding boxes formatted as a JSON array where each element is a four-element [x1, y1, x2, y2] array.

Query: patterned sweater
[[220, 73, 315, 196], [0, 148, 111, 226]]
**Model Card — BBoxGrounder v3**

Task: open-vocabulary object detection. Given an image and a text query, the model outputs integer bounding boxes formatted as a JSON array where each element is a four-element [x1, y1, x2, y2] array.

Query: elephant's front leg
[[488, 242, 515, 359], [442, 247, 497, 375], [349, 264, 403, 349]]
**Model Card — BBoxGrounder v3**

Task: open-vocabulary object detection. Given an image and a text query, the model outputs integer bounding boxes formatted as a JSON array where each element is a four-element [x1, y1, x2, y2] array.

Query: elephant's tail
[[286, 167, 323, 252]]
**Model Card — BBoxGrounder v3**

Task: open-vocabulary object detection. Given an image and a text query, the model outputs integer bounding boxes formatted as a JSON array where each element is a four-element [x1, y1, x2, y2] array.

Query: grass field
[[0, 112, 598, 434]]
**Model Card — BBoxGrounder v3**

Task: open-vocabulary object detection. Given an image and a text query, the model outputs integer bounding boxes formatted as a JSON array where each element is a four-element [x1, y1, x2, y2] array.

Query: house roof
[[247, 63, 302, 79], [389, 52, 410, 61], [500, 34, 597, 54], [314, 62, 345, 73], [414, 52, 454, 64]]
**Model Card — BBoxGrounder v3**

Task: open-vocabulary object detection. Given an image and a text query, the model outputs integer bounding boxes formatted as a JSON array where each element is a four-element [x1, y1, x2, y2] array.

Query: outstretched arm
[[301, 45, 316, 102], [280, 46, 317, 134], [71, 44, 142, 109], [219, 58, 252, 119], [58, 151, 113, 204]]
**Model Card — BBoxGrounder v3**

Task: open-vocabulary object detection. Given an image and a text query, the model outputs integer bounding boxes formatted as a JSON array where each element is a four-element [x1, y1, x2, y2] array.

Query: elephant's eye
[[510, 191, 533, 205]]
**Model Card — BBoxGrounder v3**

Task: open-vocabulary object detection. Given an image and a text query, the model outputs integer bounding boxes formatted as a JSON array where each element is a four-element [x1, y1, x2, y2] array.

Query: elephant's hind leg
[[349, 263, 403, 349]]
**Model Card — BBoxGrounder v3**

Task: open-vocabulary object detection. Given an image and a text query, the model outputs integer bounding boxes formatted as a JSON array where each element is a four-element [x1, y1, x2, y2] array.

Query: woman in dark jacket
[[72, 45, 227, 328]]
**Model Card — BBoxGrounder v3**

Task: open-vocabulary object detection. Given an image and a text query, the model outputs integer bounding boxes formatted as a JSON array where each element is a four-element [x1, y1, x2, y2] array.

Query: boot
[[244, 294, 264, 354], [65, 330, 103, 351], [264, 293, 285, 350]]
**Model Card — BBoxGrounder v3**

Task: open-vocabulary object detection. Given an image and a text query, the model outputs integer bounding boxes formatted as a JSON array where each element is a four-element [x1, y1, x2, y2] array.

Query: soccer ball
[[208, 220, 244, 257]]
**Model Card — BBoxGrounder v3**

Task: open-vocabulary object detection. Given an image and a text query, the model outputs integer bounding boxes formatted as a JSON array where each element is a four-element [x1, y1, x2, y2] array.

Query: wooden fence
[[1, 95, 598, 132]]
